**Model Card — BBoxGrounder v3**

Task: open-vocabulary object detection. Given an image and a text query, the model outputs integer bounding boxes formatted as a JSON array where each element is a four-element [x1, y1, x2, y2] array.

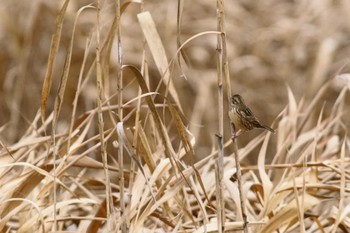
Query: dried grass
[[1, 0, 350, 232]]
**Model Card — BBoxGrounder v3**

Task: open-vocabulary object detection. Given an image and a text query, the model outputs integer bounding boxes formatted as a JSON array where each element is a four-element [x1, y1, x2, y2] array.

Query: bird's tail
[[260, 125, 275, 133]]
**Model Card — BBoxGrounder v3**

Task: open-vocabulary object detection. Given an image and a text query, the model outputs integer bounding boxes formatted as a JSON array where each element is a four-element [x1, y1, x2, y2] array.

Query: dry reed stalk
[[1, 1, 350, 232], [217, 0, 247, 232], [95, 1, 114, 231], [216, 0, 226, 231]]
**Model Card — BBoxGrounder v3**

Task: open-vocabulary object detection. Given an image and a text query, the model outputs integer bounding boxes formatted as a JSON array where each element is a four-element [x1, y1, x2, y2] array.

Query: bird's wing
[[240, 107, 254, 117]]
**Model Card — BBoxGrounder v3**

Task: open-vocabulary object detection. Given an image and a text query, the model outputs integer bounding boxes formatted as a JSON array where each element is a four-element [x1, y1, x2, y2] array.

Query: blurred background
[[0, 0, 349, 159]]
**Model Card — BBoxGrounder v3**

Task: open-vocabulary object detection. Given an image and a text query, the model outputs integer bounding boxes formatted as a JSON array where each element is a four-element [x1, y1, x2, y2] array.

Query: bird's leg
[[231, 122, 242, 139]]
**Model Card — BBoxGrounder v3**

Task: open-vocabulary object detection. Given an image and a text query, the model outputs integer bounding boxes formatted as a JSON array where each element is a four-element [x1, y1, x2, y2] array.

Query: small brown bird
[[229, 94, 275, 137]]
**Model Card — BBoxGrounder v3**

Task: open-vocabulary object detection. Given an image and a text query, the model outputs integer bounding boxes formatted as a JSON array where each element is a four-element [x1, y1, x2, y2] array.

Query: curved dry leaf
[[0, 198, 45, 232], [122, 65, 176, 168], [259, 194, 320, 233], [136, 124, 157, 172], [130, 159, 171, 220], [53, 4, 94, 130], [167, 99, 194, 158], [0, 164, 53, 218], [287, 86, 297, 116], [0, 162, 77, 219], [223, 173, 242, 218], [4, 198, 45, 233], [258, 133, 273, 206], [27, 198, 99, 224], [137, 11, 182, 112], [41, 0, 70, 122]]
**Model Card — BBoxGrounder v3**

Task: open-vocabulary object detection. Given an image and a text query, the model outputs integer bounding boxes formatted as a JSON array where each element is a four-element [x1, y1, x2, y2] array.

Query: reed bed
[[1, 0, 350, 232]]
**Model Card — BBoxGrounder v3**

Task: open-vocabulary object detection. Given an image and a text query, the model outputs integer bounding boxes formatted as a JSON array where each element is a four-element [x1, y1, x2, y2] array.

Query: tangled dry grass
[[1, 0, 350, 232]]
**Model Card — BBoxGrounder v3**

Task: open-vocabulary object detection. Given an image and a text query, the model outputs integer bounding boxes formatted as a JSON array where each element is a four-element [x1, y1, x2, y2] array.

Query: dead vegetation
[[1, 0, 350, 232]]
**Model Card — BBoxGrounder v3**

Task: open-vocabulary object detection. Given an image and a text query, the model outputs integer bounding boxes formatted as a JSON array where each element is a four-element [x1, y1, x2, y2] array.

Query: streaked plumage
[[228, 94, 275, 135]]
